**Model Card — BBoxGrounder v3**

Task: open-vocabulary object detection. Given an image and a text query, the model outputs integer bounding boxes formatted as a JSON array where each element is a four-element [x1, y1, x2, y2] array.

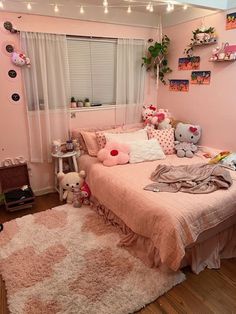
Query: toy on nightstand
[[174, 122, 201, 158], [57, 171, 86, 205]]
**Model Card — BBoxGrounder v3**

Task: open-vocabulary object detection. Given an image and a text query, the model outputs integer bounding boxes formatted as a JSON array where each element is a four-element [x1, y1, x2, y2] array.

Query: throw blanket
[[144, 163, 232, 194]]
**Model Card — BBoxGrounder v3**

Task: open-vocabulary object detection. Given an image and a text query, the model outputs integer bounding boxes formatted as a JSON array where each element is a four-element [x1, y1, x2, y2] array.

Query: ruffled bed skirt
[[91, 198, 236, 274]]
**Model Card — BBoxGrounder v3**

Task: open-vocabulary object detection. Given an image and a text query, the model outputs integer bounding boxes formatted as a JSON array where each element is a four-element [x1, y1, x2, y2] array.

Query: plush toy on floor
[[57, 171, 86, 206], [174, 122, 201, 158]]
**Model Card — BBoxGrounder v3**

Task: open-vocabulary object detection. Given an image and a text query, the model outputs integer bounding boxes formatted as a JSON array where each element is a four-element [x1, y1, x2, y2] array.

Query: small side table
[[52, 151, 78, 201]]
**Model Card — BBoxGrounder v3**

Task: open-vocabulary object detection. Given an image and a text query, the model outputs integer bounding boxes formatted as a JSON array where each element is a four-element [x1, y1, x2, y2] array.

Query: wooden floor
[[0, 193, 236, 314]]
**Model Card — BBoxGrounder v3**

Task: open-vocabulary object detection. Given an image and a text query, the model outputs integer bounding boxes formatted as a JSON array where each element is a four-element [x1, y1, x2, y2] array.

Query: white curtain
[[116, 38, 146, 124], [20, 32, 70, 163]]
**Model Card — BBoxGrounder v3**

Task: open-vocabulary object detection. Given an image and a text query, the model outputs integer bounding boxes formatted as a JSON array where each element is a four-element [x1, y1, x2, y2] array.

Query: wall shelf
[[193, 40, 217, 47], [209, 59, 236, 62]]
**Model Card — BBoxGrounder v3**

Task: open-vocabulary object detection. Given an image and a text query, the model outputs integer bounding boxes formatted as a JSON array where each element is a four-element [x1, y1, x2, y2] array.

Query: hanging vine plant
[[184, 26, 216, 57], [142, 35, 172, 85]]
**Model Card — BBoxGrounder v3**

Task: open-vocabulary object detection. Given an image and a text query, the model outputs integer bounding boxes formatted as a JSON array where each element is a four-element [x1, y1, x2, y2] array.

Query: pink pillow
[[147, 127, 175, 155], [97, 141, 130, 167]]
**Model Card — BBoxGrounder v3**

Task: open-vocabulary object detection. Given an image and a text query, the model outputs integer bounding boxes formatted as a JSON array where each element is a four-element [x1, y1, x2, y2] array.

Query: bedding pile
[[144, 163, 232, 193]]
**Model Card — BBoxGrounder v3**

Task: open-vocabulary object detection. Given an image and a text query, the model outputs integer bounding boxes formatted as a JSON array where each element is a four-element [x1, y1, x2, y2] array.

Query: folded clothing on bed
[[144, 163, 232, 194]]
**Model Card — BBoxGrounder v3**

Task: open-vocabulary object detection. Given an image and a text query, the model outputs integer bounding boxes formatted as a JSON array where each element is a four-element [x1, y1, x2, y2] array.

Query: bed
[[78, 153, 236, 274]]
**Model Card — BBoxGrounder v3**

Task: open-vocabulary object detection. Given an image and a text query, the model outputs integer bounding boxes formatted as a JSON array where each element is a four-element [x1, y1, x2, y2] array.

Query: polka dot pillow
[[147, 127, 175, 155]]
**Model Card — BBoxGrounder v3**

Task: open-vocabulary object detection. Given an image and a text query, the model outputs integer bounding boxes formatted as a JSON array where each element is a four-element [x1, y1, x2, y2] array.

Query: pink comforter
[[79, 154, 236, 271]]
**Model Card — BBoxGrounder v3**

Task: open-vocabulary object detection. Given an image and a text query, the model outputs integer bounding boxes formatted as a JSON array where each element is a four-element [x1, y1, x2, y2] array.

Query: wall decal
[[169, 79, 189, 92], [178, 56, 200, 70], [226, 12, 236, 30], [8, 69, 17, 78], [6, 44, 14, 53], [191, 71, 211, 85], [11, 93, 20, 102]]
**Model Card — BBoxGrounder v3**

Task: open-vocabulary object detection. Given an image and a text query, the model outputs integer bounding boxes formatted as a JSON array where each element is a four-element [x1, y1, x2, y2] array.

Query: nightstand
[[51, 151, 78, 201]]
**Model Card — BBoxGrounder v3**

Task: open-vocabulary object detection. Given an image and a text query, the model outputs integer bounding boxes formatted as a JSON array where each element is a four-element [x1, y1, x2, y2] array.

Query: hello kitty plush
[[174, 123, 201, 158], [11, 52, 31, 67], [142, 104, 157, 123]]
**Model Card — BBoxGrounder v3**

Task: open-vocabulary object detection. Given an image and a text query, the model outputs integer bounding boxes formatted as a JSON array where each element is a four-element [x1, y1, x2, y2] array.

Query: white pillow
[[129, 139, 166, 164], [104, 128, 148, 143]]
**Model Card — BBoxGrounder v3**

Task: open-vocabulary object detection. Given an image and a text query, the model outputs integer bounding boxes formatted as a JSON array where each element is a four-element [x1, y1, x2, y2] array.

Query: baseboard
[[34, 187, 56, 196]]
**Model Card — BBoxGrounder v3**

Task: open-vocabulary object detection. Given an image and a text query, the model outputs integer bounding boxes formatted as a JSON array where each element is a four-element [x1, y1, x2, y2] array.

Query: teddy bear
[[155, 109, 172, 130], [174, 122, 201, 158], [57, 171, 86, 205]]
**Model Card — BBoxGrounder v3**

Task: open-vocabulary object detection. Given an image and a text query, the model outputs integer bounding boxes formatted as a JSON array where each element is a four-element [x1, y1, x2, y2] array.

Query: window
[[67, 37, 117, 105]]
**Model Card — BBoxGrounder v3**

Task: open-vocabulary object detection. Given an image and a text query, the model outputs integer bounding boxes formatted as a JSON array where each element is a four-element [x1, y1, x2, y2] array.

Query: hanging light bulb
[[104, 6, 108, 13], [0, 1, 3, 9], [27, 2, 32, 10], [80, 5, 84, 14], [183, 4, 188, 10], [149, 4, 154, 12], [146, 2, 151, 11], [127, 5, 131, 13], [54, 4, 59, 12], [103, 0, 108, 7], [170, 3, 174, 11]]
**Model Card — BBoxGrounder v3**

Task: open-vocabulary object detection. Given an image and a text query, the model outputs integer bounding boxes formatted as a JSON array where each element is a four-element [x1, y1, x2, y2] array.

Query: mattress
[[79, 154, 236, 271]]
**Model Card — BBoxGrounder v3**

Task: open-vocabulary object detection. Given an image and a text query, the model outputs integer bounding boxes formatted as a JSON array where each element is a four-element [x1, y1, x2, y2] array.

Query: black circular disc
[[11, 93, 20, 102], [8, 69, 17, 78], [3, 21, 13, 31], [6, 44, 14, 53]]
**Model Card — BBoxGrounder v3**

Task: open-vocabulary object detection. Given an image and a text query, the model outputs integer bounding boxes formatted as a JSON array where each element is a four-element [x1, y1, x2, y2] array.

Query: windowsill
[[69, 104, 134, 112]]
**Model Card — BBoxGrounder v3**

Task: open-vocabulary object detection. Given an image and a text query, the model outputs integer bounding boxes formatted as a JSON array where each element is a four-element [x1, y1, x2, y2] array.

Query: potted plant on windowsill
[[142, 35, 172, 85], [84, 98, 91, 107], [70, 97, 77, 108]]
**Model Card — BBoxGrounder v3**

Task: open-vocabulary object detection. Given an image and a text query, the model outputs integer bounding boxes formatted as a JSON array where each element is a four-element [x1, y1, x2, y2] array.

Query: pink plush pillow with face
[[97, 141, 130, 167]]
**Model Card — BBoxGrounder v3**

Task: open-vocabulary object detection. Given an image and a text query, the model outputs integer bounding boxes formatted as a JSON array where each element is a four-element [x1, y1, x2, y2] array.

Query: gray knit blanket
[[144, 163, 232, 194]]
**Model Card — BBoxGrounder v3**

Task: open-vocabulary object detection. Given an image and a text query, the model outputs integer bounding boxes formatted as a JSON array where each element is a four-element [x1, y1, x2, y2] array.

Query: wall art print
[[191, 71, 211, 85], [169, 79, 189, 92], [226, 12, 236, 30], [178, 56, 200, 70]]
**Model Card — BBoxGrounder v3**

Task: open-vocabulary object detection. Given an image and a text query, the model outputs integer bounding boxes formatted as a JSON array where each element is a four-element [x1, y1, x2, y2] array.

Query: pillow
[[79, 131, 100, 157], [96, 127, 144, 149], [97, 141, 130, 167], [129, 139, 166, 163], [147, 127, 175, 155], [104, 129, 148, 144], [71, 125, 122, 156]]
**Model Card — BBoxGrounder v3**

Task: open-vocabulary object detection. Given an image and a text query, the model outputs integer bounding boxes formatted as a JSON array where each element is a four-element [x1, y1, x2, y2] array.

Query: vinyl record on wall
[[8, 69, 17, 78], [3, 21, 13, 31], [9, 92, 22, 104], [1, 41, 17, 56]]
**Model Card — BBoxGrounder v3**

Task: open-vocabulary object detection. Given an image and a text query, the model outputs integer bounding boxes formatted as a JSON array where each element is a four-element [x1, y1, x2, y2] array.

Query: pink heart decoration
[[189, 126, 197, 133]]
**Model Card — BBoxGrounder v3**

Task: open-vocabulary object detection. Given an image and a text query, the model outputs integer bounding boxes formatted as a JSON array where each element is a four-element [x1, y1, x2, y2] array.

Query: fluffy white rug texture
[[0, 204, 185, 314]]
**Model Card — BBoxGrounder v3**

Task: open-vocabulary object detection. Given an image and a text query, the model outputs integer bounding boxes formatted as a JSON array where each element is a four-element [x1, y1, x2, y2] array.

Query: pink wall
[[158, 10, 236, 151], [0, 12, 157, 194]]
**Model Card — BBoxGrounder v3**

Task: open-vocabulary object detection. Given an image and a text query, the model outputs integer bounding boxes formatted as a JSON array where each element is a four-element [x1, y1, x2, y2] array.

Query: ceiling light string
[[27, 2, 32, 10], [0, 0, 4, 9], [127, 5, 131, 13], [80, 5, 84, 14], [54, 4, 59, 12]]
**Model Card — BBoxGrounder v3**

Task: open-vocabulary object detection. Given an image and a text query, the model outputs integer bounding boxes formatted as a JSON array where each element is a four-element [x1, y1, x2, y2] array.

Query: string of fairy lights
[[0, 0, 189, 14]]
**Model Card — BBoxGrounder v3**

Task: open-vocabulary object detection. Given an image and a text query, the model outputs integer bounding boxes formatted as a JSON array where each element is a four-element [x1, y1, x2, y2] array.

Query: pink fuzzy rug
[[0, 204, 185, 314]]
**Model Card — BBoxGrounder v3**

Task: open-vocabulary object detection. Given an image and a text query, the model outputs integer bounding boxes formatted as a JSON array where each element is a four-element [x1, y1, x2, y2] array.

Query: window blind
[[67, 37, 117, 105]]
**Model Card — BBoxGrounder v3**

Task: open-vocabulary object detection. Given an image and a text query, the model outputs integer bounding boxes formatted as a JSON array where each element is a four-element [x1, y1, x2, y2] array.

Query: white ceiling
[[0, 0, 231, 28]]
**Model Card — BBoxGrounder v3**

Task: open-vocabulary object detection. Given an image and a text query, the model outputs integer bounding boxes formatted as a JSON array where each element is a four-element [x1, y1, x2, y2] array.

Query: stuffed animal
[[11, 52, 30, 67], [97, 141, 130, 166], [57, 171, 86, 204], [80, 182, 91, 205], [142, 104, 158, 126], [174, 122, 201, 158], [155, 109, 172, 130]]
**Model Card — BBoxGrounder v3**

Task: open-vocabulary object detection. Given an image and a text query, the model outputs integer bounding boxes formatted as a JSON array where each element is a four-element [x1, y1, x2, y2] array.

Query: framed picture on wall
[[169, 79, 189, 92], [191, 71, 211, 85], [226, 12, 236, 30], [178, 56, 200, 70]]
